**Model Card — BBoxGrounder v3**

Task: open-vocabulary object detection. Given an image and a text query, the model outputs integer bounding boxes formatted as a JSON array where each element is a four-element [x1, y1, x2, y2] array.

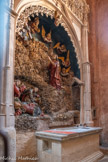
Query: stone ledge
[[35, 127, 102, 141], [15, 114, 75, 131]]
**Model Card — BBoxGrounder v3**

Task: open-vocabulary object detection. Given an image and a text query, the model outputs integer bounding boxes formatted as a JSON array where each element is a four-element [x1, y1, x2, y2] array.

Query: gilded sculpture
[[59, 50, 71, 76], [42, 26, 52, 43], [30, 17, 40, 34], [53, 42, 67, 54], [54, 10, 62, 26]]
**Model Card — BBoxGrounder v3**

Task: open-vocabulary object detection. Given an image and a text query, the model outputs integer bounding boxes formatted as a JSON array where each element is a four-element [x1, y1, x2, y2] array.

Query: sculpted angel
[[41, 26, 52, 43], [53, 42, 67, 54], [54, 11, 62, 26], [30, 17, 40, 34], [59, 50, 71, 76]]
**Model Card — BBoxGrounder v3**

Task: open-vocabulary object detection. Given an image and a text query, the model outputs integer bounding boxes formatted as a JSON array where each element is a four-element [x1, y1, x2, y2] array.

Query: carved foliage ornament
[[16, 5, 55, 33], [53, 0, 89, 23]]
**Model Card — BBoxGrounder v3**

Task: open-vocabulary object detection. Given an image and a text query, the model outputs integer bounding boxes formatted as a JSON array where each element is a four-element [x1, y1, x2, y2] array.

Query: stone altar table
[[35, 127, 103, 162]]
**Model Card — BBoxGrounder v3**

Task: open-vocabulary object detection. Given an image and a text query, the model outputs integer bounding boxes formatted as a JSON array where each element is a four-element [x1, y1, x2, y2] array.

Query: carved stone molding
[[16, 5, 55, 32]]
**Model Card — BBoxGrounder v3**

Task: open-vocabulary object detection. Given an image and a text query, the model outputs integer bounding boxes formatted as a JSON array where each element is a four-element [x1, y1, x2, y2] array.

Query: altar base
[[35, 127, 103, 162]]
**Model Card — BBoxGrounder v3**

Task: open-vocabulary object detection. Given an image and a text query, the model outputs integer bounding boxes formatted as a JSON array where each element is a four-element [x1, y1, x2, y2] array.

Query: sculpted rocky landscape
[[14, 36, 80, 129]]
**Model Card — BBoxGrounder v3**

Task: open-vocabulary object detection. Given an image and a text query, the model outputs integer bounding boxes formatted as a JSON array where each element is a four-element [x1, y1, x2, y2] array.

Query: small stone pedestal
[[35, 127, 103, 162]]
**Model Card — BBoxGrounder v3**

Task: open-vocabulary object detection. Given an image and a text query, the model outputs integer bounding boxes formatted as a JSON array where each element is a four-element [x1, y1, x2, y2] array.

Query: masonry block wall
[[87, 0, 108, 146]]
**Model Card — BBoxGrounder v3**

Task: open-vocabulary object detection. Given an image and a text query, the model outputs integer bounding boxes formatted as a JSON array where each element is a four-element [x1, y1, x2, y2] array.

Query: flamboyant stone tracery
[[52, 0, 89, 23]]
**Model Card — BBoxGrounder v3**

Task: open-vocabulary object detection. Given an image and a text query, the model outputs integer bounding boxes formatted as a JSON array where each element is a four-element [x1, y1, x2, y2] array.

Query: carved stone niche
[[15, 0, 92, 126], [15, 4, 82, 128]]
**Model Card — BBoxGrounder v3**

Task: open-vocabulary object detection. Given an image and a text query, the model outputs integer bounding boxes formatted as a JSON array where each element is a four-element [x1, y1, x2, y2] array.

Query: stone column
[[80, 68, 84, 125], [0, 0, 17, 161], [81, 24, 94, 126]]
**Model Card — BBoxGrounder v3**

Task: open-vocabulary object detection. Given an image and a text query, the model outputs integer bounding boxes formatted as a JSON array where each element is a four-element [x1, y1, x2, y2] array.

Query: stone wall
[[16, 131, 37, 162], [86, 0, 108, 146]]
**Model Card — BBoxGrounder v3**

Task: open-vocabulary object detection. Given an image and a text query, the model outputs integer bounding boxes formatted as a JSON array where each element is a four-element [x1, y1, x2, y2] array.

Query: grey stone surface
[[5, 128, 16, 162], [0, 128, 16, 162], [15, 115, 75, 130], [0, 136, 4, 162], [36, 126, 102, 141], [15, 115, 38, 130]]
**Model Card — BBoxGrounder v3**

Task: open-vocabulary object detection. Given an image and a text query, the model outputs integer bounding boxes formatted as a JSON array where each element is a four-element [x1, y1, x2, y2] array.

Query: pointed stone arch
[[15, 1, 83, 69]]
